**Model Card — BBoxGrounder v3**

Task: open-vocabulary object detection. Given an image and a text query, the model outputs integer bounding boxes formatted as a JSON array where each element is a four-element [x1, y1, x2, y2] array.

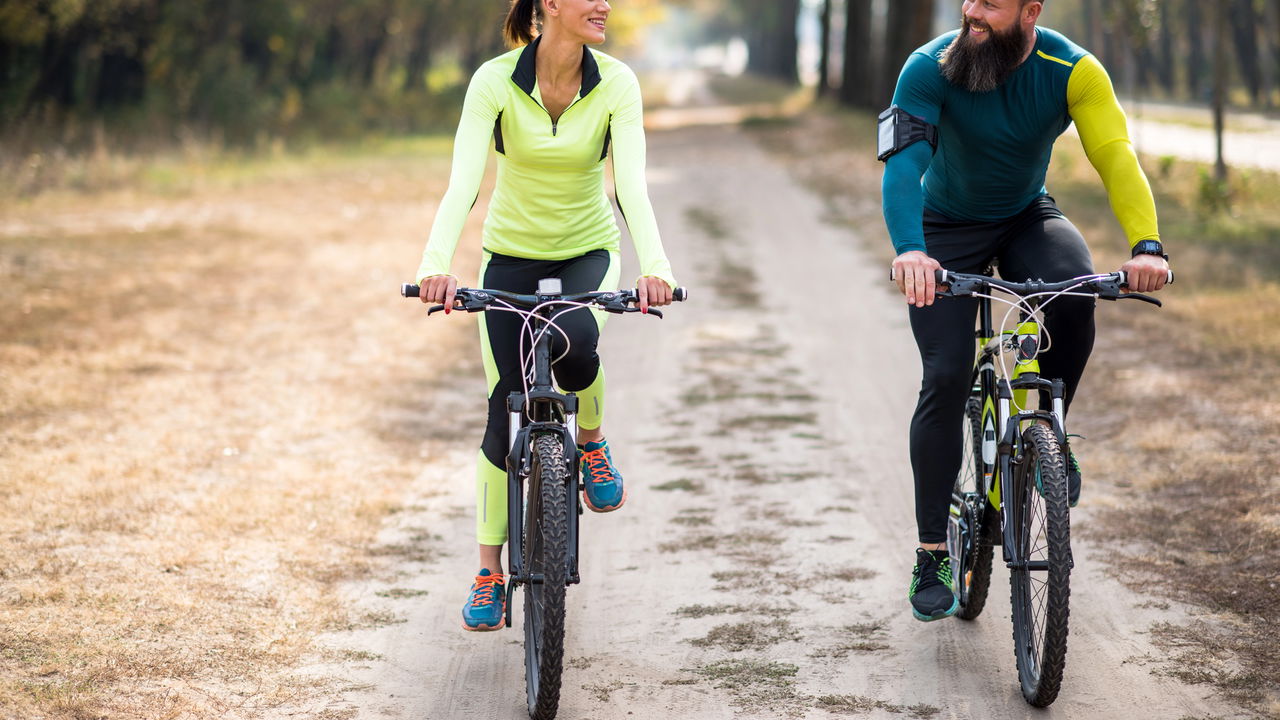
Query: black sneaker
[[908, 548, 959, 622], [1068, 452, 1081, 508]]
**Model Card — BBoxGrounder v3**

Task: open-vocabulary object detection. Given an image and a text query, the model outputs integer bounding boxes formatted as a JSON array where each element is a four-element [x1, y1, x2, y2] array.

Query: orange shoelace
[[580, 448, 615, 485], [469, 573, 505, 608]]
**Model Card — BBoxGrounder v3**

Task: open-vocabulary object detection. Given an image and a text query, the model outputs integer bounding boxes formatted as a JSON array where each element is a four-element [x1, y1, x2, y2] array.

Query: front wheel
[[524, 434, 570, 720], [1009, 424, 1072, 707]]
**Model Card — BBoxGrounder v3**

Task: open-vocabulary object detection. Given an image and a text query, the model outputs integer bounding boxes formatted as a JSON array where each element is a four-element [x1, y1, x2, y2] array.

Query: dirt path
[[305, 123, 1236, 719]]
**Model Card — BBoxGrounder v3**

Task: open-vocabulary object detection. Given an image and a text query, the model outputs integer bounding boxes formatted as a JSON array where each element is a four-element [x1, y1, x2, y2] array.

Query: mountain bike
[[934, 269, 1168, 707], [402, 278, 685, 720]]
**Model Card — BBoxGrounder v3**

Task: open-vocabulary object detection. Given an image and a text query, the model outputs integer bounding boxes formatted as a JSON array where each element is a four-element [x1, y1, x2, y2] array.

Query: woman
[[414, 0, 677, 631]]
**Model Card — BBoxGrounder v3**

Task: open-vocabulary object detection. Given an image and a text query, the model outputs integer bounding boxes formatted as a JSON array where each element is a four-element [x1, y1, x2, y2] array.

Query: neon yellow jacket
[[416, 38, 675, 288]]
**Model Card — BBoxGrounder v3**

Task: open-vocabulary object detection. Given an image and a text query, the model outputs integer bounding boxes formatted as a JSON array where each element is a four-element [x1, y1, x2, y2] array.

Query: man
[[879, 0, 1170, 622]]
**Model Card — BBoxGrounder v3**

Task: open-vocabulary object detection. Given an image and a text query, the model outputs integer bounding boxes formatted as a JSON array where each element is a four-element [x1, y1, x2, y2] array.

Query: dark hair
[[504, 0, 540, 47]]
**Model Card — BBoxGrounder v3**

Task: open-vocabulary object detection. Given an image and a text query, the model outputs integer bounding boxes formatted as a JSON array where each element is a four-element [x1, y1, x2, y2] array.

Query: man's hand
[[892, 250, 943, 308], [420, 274, 458, 314], [1118, 253, 1169, 294], [636, 276, 673, 313]]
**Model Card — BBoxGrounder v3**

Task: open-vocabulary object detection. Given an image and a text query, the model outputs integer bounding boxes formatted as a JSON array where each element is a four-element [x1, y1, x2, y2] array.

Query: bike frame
[[970, 290, 1069, 568], [503, 297, 583, 629]]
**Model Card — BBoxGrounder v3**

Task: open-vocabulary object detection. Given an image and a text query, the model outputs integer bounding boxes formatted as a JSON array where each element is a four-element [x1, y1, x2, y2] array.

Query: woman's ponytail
[[504, 0, 539, 47]]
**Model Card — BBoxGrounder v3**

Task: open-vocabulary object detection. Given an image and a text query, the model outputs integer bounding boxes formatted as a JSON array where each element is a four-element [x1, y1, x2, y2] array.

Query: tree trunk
[[817, 0, 832, 96], [744, 0, 799, 83], [1230, 0, 1262, 106], [1213, 0, 1228, 181], [1157, 0, 1176, 95], [403, 19, 432, 93], [28, 22, 83, 110], [882, 0, 934, 108], [1262, 0, 1280, 108], [1186, 0, 1206, 100], [840, 0, 873, 107]]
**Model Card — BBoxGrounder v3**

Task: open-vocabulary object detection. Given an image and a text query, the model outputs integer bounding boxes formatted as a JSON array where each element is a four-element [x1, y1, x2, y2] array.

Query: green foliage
[[1195, 168, 1233, 216], [0, 0, 507, 147]]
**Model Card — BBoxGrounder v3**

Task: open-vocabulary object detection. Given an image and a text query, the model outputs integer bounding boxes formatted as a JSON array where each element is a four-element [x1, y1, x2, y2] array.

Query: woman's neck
[[535, 27, 584, 89]]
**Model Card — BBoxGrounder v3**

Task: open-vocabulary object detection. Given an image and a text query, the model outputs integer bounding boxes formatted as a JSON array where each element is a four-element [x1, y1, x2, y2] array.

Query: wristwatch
[[1131, 239, 1168, 261]]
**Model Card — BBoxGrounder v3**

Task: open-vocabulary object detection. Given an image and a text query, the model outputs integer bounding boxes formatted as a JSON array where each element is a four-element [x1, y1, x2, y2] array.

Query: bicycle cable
[[977, 276, 1107, 412], [507, 298, 599, 424]]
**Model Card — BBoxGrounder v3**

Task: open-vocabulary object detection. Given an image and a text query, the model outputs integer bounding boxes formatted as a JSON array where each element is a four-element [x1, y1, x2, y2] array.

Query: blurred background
[[2, 0, 1277, 155]]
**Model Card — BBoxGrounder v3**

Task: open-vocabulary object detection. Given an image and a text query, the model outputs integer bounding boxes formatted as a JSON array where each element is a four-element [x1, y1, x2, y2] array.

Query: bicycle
[[929, 268, 1169, 707], [402, 278, 685, 720]]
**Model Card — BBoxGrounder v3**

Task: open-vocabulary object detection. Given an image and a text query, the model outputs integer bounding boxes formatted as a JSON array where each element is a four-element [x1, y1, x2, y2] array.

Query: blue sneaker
[[461, 569, 506, 631], [908, 549, 959, 622], [579, 440, 626, 512]]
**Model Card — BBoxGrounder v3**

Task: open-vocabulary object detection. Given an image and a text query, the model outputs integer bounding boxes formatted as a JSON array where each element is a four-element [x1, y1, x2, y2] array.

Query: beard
[[940, 18, 1030, 93]]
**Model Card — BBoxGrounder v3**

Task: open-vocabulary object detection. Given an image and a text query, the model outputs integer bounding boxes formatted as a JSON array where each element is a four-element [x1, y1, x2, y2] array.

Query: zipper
[[539, 95, 583, 137]]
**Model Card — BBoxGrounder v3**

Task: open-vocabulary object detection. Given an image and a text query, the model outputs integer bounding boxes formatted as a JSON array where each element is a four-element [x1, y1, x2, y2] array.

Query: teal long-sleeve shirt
[[882, 27, 1160, 254]]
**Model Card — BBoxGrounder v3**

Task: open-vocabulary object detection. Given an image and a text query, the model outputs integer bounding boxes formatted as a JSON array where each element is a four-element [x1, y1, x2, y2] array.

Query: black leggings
[[478, 249, 616, 469], [909, 196, 1095, 543]]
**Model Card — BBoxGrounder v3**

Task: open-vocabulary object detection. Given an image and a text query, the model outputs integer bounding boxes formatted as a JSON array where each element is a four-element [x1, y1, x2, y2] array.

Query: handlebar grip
[[1118, 270, 1176, 287], [673, 287, 688, 302], [402, 283, 421, 298]]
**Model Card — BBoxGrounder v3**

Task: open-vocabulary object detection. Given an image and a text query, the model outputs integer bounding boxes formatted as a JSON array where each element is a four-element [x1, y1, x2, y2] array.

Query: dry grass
[[0, 137, 483, 718]]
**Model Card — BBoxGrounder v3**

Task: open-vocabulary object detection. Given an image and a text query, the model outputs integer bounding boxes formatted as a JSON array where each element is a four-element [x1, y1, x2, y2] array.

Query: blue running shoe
[[579, 439, 626, 512], [461, 569, 506, 631], [908, 549, 959, 622]]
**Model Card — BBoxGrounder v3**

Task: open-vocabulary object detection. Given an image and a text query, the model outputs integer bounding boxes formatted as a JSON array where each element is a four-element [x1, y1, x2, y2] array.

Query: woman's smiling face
[[546, 0, 611, 45]]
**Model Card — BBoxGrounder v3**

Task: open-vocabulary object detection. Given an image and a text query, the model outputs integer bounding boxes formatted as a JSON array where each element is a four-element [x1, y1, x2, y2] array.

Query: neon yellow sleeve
[[415, 65, 502, 284], [609, 68, 677, 289], [1067, 54, 1160, 248]]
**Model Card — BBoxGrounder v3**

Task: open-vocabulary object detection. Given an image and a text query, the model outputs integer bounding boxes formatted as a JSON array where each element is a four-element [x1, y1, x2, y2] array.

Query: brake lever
[[426, 298, 480, 315], [1117, 292, 1163, 307]]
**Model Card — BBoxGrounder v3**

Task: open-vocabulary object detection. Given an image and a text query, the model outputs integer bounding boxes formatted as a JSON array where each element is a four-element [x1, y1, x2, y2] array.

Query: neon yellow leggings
[[474, 249, 617, 545]]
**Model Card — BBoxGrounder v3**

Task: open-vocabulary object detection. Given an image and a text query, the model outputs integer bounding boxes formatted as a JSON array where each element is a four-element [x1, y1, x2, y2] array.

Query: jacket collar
[[511, 35, 602, 100]]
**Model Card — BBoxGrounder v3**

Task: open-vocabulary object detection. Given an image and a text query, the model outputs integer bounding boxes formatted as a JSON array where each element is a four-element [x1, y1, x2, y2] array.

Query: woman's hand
[[421, 274, 458, 314], [636, 276, 673, 312], [892, 250, 942, 308]]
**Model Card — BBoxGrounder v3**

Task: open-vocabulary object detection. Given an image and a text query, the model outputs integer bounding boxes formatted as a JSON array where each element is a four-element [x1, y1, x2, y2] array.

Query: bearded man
[[879, 0, 1171, 622]]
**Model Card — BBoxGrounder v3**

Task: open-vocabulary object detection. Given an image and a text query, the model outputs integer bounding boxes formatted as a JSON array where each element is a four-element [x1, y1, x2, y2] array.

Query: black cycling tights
[[909, 196, 1096, 544], [478, 249, 614, 470]]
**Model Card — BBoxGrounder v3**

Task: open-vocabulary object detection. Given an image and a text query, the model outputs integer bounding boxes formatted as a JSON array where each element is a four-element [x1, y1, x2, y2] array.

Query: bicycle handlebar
[[401, 284, 688, 318], [932, 270, 1172, 307]]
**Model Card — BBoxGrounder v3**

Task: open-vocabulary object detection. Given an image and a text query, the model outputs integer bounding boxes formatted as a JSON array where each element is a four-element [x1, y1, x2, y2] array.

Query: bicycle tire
[[952, 393, 996, 621], [1009, 423, 1072, 707], [524, 433, 569, 720]]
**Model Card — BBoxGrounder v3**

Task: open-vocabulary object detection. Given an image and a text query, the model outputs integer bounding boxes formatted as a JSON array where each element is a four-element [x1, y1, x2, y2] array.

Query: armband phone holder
[[877, 105, 939, 162]]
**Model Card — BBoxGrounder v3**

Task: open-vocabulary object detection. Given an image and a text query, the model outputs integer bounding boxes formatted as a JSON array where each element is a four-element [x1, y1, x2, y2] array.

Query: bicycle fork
[[996, 373, 1068, 569]]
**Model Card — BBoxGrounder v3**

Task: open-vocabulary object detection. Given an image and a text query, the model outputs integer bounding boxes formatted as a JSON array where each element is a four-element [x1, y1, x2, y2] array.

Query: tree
[[817, 0, 833, 96], [882, 0, 934, 107], [1229, 0, 1262, 106], [739, 0, 801, 83], [1213, 0, 1228, 180], [840, 0, 874, 108]]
